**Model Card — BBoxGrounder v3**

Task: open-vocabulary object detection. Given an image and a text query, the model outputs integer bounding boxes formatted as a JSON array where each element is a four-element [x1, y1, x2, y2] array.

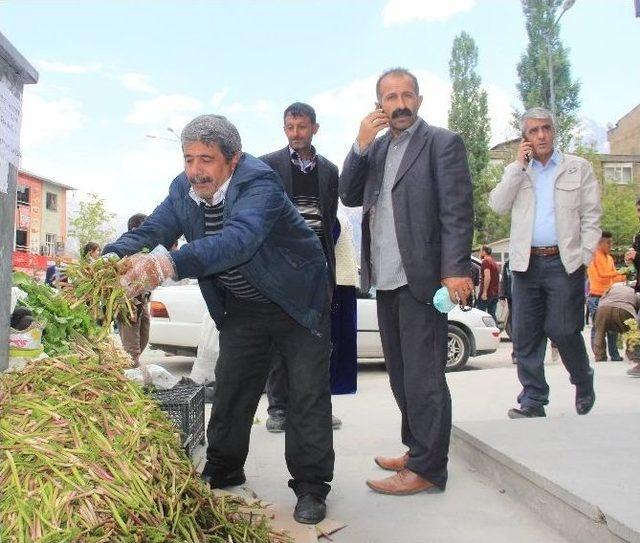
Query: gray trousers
[[376, 285, 451, 490]]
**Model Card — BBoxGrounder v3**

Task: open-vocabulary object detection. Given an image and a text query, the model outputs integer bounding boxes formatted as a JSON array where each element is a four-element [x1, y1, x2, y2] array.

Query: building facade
[[13, 169, 74, 276]]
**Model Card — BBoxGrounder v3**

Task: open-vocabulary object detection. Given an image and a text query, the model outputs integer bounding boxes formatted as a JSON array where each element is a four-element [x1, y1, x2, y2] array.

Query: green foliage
[[69, 192, 116, 252], [448, 31, 492, 238], [473, 163, 512, 245], [12, 272, 101, 355], [600, 184, 638, 251], [515, 0, 581, 148]]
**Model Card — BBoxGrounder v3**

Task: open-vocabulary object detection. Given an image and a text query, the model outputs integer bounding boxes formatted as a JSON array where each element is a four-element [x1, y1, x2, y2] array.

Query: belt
[[531, 245, 559, 257]]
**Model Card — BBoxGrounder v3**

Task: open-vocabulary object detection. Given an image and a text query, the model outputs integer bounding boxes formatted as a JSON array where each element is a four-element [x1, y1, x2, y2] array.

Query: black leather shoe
[[200, 468, 246, 489], [294, 494, 326, 525], [507, 406, 546, 419], [575, 388, 595, 415]]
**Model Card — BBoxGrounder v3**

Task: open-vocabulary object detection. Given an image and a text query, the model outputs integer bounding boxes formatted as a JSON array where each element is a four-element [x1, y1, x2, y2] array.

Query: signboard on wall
[[0, 74, 22, 194]]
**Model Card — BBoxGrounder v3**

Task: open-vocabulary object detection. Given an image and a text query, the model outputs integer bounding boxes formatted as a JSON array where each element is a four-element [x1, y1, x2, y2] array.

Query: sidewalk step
[[452, 414, 640, 543]]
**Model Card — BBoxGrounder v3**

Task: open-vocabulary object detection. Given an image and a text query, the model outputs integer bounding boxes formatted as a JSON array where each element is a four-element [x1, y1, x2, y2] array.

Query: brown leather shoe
[[366, 469, 442, 495], [374, 452, 409, 471]]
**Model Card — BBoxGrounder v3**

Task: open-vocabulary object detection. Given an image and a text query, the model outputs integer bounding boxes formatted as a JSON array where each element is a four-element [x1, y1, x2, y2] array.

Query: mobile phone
[[522, 138, 531, 163]]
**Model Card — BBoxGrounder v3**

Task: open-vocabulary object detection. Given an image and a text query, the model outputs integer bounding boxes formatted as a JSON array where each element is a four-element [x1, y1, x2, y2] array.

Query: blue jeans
[[587, 295, 621, 360], [476, 296, 498, 324], [512, 255, 593, 409]]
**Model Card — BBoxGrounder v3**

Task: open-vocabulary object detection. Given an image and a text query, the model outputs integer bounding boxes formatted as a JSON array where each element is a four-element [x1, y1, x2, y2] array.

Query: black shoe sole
[[293, 511, 326, 525]]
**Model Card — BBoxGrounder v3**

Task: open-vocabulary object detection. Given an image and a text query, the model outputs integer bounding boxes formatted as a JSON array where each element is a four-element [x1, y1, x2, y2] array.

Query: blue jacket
[[104, 154, 328, 333]]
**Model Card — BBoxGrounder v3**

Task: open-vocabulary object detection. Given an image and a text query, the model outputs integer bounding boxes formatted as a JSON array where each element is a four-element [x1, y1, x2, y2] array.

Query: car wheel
[[446, 324, 470, 372]]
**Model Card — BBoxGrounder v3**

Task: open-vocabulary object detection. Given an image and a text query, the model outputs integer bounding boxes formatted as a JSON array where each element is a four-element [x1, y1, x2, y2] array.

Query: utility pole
[[0, 32, 38, 371], [547, 0, 576, 117]]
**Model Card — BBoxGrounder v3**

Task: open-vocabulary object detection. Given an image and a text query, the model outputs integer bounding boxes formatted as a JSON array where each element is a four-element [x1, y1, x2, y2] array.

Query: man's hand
[[625, 248, 637, 265], [357, 109, 390, 152], [120, 253, 176, 298], [480, 292, 488, 301], [442, 277, 474, 306], [517, 139, 533, 167]]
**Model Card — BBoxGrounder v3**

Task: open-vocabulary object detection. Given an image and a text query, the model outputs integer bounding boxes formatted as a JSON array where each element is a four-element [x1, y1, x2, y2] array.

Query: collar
[[289, 145, 317, 173], [189, 175, 232, 206], [531, 149, 562, 170]]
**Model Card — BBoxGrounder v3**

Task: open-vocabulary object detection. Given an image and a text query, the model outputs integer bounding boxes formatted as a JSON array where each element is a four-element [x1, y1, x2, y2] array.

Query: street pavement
[[140, 334, 610, 542]]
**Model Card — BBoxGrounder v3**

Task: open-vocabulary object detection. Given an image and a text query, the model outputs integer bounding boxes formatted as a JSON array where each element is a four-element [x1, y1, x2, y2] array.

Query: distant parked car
[[149, 279, 500, 372]]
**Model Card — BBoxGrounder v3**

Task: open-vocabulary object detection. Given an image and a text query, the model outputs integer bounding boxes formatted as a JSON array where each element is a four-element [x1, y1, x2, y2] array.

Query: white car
[[149, 281, 500, 372]]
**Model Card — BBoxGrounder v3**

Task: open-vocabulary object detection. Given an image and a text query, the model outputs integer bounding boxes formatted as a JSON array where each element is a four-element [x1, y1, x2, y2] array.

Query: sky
[[1, 0, 639, 220]]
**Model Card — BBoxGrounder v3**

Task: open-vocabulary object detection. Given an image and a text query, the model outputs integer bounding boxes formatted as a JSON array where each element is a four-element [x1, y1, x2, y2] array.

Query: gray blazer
[[260, 147, 339, 286], [339, 119, 473, 302]]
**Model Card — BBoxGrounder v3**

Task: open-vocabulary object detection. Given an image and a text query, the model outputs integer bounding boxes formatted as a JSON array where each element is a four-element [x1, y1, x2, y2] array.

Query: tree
[[448, 31, 491, 238], [600, 185, 637, 252], [515, 0, 580, 148], [69, 192, 116, 253]]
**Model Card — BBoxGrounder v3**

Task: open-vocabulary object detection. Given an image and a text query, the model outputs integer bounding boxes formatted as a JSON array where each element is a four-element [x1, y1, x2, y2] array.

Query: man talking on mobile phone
[[489, 107, 601, 419], [340, 67, 473, 496]]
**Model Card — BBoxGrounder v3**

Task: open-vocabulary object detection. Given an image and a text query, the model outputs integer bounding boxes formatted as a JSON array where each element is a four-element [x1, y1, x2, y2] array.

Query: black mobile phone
[[522, 138, 531, 163]]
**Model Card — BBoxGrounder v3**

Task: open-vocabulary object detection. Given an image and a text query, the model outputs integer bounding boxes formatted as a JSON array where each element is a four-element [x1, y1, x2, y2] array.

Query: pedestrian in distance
[[489, 106, 601, 419], [587, 231, 626, 361], [340, 67, 474, 495], [476, 244, 500, 324], [116, 213, 151, 367]]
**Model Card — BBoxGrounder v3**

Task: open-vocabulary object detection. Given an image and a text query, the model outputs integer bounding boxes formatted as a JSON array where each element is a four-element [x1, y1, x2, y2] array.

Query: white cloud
[[117, 73, 158, 94], [35, 60, 102, 74], [125, 94, 203, 127], [21, 88, 86, 148], [211, 88, 230, 107], [382, 0, 476, 27], [485, 83, 519, 145]]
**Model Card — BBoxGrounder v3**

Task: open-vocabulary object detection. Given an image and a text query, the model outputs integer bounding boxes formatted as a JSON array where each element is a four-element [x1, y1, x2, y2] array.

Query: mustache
[[189, 175, 214, 185], [392, 108, 413, 119]]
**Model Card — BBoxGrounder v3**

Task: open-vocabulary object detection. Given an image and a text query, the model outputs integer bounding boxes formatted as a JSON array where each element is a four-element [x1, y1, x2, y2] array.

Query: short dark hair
[[601, 231, 613, 239], [635, 197, 640, 207], [376, 67, 420, 100], [283, 102, 316, 125], [127, 213, 147, 231], [481, 245, 492, 255], [82, 241, 100, 258]]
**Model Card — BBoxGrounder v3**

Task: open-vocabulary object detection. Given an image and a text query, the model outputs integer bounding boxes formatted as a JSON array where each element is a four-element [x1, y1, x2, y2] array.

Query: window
[[44, 233, 57, 257], [46, 192, 58, 211], [604, 163, 633, 185], [16, 184, 30, 205], [15, 229, 28, 251]]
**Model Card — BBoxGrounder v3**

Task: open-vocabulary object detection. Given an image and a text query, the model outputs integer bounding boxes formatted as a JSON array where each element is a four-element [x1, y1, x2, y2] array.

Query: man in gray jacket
[[489, 107, 601, 418]]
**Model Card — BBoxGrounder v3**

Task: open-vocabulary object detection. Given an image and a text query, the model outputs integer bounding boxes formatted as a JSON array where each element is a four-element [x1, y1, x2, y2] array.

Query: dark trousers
[[587, 295, 621, 360], [512, 255, 593, 409], [203, 297, 334, 498], [476, 296, 498, 323], [376, 286, 451, 490], [266, 286, 358, 413]]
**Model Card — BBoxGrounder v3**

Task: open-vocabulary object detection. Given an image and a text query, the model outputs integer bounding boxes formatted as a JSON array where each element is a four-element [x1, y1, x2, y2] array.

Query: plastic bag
[[124, 364, 179, 390], [190, 312, 219, 384], [8, 320, 45, 371]]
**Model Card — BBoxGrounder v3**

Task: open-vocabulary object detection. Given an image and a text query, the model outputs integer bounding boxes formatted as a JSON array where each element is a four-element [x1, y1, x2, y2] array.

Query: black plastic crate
[[151, 385, 205, 457]]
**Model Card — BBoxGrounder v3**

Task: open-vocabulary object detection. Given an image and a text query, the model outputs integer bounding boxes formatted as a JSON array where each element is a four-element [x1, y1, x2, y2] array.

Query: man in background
[[117, 213, 150, 366], [587, 231, 626, 361], [260, 102, 341, 433], [476, 245, 499, 324]]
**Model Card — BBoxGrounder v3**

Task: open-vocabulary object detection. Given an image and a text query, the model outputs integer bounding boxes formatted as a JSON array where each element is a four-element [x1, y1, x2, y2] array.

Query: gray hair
[[520, 107, 555, 136], [181, 114, 242, 161]]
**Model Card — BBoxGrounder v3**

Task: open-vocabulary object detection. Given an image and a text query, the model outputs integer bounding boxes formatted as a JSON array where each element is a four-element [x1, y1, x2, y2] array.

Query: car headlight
[[482, 316, 496, 327]]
